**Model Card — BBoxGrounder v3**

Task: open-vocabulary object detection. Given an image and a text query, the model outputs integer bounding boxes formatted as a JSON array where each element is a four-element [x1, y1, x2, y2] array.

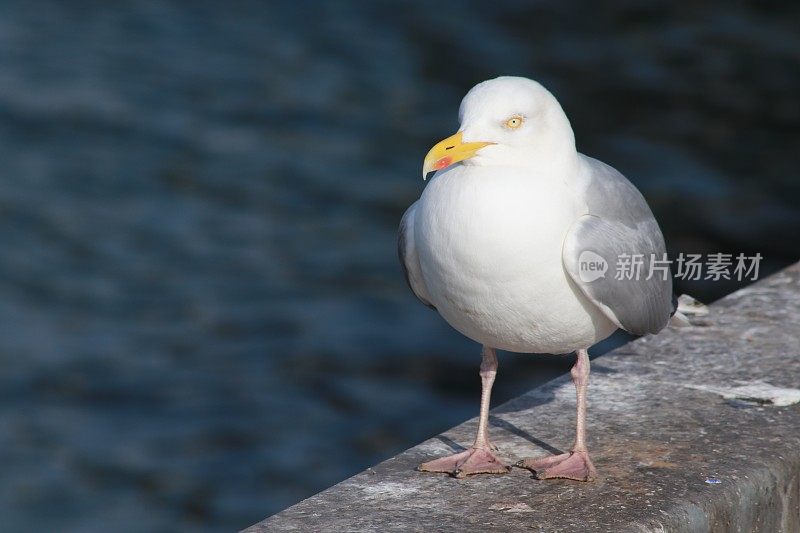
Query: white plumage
[[399, 76, 674, 481], [410, 163, 616, 353]]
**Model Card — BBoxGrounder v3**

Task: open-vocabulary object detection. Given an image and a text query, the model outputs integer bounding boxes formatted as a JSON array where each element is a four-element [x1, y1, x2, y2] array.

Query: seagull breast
[[414, 164, 616, 354]]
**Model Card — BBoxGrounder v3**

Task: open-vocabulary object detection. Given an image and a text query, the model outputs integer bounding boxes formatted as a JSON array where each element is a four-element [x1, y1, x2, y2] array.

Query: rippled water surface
[[0, 2, 798, 531]]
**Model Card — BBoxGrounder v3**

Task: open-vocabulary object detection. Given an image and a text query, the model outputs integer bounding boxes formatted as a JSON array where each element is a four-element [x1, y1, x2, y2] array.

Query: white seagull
[[399, 76, 678, 481]]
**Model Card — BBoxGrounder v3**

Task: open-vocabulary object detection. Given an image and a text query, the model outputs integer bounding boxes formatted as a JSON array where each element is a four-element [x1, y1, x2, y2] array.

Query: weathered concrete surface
[[247, 263, 800, 532]]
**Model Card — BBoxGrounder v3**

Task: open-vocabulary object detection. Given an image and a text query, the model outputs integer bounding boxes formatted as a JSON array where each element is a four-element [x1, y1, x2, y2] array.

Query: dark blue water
[[0, 1, 798, 531]]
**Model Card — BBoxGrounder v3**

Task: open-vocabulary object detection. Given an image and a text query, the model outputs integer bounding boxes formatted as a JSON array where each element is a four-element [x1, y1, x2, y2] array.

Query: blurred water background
[[0, 1, 798, 531]]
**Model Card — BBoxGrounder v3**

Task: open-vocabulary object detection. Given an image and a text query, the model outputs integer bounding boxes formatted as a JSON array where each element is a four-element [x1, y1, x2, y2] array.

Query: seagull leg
[[517, 348, 597, 481], [418, 346, 510, 478]]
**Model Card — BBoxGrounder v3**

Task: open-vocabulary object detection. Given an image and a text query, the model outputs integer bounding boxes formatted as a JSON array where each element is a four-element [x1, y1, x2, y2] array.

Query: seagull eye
[[505, 115, 524, 129]]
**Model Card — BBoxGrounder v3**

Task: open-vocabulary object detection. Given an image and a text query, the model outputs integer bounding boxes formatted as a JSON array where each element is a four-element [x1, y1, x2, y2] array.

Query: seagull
[[398, 76, 678, 481]]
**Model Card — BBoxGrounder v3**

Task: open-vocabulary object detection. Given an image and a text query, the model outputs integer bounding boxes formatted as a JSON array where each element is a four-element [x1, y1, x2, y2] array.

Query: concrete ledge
[[247, 263, 800, 532]]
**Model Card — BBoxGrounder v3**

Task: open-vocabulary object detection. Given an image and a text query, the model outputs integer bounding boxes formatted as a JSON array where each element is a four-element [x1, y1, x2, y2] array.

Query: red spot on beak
[[434, 157, 452, 170]]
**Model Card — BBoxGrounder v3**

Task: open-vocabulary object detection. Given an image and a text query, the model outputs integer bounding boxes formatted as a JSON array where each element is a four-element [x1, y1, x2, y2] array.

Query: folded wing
[[398, 201, 435, 309], [563, 156, 674, 336]]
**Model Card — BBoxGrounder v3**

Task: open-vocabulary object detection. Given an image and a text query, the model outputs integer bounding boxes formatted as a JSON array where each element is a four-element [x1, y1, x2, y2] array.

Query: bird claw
[[418, 447, 510, 478], [516, 451, 597, 482]]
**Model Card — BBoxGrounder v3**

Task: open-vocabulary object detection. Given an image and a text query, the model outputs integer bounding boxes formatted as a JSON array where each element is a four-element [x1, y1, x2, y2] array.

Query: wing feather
[[563, 156, 673, 335], [398, 201, 435, 309]]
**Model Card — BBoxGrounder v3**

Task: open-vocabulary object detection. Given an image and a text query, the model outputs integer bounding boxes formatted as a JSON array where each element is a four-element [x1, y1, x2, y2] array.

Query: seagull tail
[[669, 294, 709, 328]]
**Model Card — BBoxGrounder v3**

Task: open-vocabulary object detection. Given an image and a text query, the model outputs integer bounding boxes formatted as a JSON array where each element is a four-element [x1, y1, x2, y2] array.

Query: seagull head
[[422, 76, 576, 179]]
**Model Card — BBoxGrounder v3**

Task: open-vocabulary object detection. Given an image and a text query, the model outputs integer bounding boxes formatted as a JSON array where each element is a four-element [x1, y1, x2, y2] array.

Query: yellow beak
[[422, 131, 494, 180]]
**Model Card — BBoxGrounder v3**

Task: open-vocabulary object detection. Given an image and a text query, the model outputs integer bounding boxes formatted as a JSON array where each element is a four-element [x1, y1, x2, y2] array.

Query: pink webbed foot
[[516, 451, 597, 482], [418, 447, 510, 478]]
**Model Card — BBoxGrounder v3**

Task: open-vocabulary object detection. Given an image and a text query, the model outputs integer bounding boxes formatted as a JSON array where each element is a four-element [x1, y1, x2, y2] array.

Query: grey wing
[[398, 201, 435, 309], [563, 156, 673, 336]]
